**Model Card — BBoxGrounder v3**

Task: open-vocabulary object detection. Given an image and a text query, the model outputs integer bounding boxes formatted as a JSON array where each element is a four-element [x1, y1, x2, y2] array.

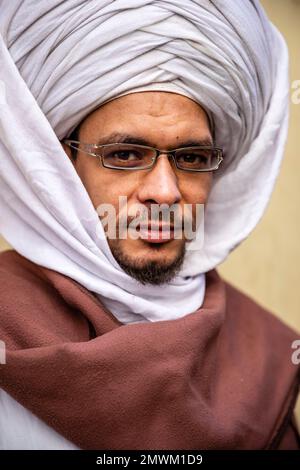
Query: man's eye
[[113, 151, 142, 161], [177, 154, 208, 164], [103, 149, 147, 168]]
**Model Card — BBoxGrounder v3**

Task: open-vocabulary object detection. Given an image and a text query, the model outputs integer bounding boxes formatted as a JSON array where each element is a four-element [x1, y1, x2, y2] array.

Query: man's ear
[[61, 141, 76, 167]]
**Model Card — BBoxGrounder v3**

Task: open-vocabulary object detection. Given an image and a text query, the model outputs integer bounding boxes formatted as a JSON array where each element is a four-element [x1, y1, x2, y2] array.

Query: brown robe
[[0, 249, 299, 450]]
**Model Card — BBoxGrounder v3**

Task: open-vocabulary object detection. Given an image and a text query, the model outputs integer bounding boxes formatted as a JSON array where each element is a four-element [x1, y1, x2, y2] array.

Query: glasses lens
[[175, 147, 220, 171], [101, 144, 155, 169]]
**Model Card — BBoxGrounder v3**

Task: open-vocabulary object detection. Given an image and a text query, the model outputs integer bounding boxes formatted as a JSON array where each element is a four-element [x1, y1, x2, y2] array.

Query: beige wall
[[1, 0, 299, 427]]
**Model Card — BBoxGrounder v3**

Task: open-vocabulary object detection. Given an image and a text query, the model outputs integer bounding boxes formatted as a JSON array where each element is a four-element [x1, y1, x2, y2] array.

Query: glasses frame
[[62, 139, 224, 172]]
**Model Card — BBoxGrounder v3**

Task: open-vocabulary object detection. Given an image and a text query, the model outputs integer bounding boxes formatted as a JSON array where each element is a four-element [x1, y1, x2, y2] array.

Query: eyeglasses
[[62, 139, 224, 172]]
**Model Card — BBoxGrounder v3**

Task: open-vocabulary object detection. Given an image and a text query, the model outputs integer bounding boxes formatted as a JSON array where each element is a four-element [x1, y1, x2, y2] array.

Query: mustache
[[125, 210, 194, 230]]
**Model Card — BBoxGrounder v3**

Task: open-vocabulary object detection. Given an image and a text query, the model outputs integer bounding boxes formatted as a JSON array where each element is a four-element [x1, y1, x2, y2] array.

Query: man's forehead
[[79, 92, 213, 145], [86, 91, 209, 122]]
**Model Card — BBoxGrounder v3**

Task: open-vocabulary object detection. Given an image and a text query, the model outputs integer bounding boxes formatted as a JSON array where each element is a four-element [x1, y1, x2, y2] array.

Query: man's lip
[[138, 224, 175, 231], [138, 226, 175, 243]]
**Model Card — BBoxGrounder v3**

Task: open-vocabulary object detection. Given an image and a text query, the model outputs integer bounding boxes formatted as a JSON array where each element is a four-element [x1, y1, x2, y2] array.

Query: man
[[0, 0, 299, 450]]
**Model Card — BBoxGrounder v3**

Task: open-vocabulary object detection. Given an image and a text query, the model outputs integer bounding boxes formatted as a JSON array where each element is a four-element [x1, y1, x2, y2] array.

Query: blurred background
[[0, 0, 299, 425]]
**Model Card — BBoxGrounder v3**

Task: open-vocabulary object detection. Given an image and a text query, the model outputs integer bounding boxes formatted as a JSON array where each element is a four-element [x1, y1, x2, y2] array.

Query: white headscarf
[[0, 0, 289, 324]]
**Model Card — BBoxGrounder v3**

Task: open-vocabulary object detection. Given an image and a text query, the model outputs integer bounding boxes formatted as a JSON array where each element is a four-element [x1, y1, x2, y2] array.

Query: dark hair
[[68, 124, 80, 160]]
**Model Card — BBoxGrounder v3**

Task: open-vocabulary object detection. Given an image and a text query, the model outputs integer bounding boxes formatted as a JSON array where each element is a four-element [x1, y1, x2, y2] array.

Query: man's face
[[62, 92, 213, 285]]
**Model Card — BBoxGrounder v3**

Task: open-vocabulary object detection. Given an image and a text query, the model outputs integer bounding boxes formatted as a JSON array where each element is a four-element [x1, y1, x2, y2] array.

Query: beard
[[109, 240, 186, 286]]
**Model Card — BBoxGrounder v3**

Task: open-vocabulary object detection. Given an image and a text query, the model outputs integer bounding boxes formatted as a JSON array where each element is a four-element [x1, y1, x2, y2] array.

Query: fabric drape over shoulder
[[0, 249, 299, 450]]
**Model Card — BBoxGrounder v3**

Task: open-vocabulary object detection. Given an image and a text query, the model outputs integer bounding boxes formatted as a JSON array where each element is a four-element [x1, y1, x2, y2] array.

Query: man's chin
[[108, 239, 186, 286]]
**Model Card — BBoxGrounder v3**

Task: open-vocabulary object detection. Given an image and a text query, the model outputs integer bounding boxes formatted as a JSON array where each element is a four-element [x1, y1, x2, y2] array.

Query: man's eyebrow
[[95, 133, 213, 148]]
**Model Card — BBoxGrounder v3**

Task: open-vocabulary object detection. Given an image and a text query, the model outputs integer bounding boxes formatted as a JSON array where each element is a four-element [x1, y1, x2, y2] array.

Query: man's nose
[[137, 153, 181, 206]]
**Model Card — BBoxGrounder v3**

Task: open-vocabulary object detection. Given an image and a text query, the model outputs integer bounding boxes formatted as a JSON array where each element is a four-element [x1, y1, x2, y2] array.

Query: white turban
[[0, 0, 289, 323]]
